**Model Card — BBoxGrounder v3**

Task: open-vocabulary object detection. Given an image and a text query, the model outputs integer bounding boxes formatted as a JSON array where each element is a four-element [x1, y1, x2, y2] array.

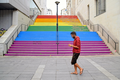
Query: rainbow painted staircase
[[5, 15, 112, 56]]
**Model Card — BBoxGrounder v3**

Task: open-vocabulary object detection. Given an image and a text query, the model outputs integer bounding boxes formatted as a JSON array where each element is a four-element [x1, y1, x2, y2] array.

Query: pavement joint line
[[31, 65, 45, 80], [87, 59, 120, 80], [1, 55, 120, 58]]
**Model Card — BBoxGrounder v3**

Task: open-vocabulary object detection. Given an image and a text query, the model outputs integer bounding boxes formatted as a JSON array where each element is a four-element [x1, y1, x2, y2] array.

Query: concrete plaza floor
[[0, 55, 120, 80]]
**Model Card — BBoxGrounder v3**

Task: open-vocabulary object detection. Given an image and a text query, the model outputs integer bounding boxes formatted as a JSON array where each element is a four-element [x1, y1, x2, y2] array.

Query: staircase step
[[5, 53, 111, 56], [10, 46, 108, 48], [14, 41, 103, 43], [37, 15, 78, 19], [11, 44, 107, 46], [13, 42, 105, 44], [8, 48, 110, 51], [7, 51, 111, 54]]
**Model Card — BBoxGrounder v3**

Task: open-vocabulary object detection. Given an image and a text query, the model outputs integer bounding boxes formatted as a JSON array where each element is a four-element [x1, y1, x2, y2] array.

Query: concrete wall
[[71, 0, 75, 15], [0, 0, 40, 16], [0, 10, 13, 30], [75, 0, 120, 53], [66, 0, 71, 15], [0, 0, 9, 3], [9, 0, 30, 16]]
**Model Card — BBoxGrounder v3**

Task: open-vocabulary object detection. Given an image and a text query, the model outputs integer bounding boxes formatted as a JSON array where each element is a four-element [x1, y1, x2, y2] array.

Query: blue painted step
[[15, 31, 102, 41]]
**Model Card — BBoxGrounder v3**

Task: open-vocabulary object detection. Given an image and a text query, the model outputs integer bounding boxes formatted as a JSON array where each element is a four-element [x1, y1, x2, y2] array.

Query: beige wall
[[66, 0, 76, 15], [34, 0, 47, 15], [75, 0, 120, 53]]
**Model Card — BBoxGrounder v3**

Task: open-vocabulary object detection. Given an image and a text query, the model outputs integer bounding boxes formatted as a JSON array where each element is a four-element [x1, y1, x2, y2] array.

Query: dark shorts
[[71, 53, 80, 65]]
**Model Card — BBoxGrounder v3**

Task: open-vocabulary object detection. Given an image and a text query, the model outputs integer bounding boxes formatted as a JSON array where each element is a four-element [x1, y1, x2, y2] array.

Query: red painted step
[[37, 15, 78, 19]]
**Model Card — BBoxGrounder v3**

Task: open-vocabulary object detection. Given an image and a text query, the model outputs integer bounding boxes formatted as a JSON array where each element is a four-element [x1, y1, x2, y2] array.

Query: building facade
[[66, 0, 75, 15], [47, 9, 52, 15], [67, 0, 120, 53], [61, 8, 67, 15], [0, 0, 42, 38], [34, 0, 47, 15], [0, 0, 42, 55]]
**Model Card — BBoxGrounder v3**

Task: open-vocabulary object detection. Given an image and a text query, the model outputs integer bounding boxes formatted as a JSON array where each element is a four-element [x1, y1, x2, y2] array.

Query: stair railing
[[5, 24, 28, 53], [77, 12, 119, 53]]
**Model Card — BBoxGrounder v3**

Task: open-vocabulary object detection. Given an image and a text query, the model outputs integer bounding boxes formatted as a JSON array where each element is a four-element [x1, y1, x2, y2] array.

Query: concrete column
[[12, 10, 18, 25], [0, 44, 4, 56]]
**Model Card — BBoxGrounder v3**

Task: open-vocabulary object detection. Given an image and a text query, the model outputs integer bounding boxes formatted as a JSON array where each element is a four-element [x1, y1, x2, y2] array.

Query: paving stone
[[0, 56, 120, 80]]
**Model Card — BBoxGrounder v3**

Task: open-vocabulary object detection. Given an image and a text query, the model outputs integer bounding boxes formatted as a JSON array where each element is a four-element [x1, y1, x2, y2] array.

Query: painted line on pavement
[[31, 65, 45, 80], [87, 59, 119, 80]]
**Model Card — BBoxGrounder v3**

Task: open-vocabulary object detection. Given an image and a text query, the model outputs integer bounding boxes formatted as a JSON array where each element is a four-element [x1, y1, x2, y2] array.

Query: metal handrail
[[77, 12, 119, 51], [96, 24, 119, 49]]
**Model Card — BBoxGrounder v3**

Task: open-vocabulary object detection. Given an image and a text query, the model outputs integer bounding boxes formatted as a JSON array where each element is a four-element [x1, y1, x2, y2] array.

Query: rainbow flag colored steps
[[30, 15, 88, 31], [4, 15, 112, 56]]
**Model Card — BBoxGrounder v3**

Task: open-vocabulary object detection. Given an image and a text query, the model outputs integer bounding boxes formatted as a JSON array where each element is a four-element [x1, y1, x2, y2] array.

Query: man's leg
[[75, 63, 83, 75], [71, 53, 78, 74], [71, 64, 78, 74], [74, 64, 77, 73]]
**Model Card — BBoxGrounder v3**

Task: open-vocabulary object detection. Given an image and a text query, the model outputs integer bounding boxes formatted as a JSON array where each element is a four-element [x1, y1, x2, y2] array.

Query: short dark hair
[[71, 31, 76, 35]]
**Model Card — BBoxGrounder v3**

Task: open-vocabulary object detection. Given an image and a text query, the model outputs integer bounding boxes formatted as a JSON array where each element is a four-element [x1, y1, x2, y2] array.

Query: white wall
[[75, 0, 120, 53], [9, 0, 31, 16]]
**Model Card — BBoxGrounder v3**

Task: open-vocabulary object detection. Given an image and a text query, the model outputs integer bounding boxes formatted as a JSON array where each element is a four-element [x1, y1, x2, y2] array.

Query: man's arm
[[68, 44, 79, 49], [71, 45, 79, 49], [68, 38, 80, 49]]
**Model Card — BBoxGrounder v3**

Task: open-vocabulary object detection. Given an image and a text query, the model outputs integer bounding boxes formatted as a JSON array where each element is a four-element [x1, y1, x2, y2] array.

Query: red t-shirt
[[73, 36, 81, 53]]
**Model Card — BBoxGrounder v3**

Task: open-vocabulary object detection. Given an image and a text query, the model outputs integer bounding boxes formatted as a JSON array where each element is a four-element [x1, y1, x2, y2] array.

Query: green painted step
[[27, 26, 89, 31]]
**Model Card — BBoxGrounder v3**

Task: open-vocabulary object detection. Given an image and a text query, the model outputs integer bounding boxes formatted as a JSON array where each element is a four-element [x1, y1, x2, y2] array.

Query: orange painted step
[[37, 15, 78, 19], [35, 19, 63, 22]]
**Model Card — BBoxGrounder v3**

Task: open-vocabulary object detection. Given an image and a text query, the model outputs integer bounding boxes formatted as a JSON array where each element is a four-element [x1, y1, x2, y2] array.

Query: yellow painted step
[[60, 18, 80, 22], [31, 22, 86, 26]]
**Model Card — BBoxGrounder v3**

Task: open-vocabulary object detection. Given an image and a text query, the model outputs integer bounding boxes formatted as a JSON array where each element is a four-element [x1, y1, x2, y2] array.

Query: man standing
[[68, 32, 83, 75]]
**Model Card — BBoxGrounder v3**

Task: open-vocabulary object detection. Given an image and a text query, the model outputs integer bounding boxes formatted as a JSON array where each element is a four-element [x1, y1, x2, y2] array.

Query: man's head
[[71, 32, 76, 39]]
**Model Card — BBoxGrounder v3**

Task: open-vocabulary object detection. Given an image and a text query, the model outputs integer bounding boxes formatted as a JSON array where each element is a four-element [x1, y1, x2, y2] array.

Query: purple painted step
[[13, 42, 105, 44], [14, 41, 103, 42], [5, 53, 111, 56], [8, 49, 110, 51], [11, 44, 107, 46], [7, 51, 111, 54], [14, 41, 103, 44], [10, 46, 108, 48]]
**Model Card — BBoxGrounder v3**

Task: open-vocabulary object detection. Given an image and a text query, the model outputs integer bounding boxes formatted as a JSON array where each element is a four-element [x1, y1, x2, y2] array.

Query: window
[[96, 0, 106, 16]]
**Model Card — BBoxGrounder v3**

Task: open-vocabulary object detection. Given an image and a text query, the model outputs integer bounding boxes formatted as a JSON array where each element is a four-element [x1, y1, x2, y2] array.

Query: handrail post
[[102, 28, 103, 36], [93, 25, 94, 31], [97, 24, 99, 31], [115, 42, 116, 50], [108, 35, 109, 43]]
